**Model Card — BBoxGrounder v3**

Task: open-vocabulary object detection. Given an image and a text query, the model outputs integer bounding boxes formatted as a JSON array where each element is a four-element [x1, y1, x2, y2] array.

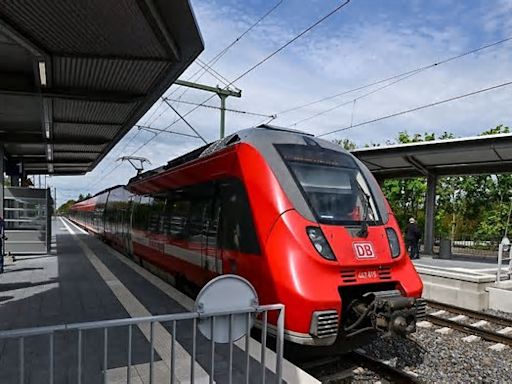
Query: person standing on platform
[[405, 217, 421, 259]]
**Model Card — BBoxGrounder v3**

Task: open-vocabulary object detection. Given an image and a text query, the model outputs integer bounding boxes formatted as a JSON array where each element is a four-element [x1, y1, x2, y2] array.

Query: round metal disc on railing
[[194, 275, 258, 343]]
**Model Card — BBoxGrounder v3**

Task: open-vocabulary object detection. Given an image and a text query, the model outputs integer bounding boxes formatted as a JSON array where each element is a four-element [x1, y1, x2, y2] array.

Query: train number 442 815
[[357, 270, 378, 279]]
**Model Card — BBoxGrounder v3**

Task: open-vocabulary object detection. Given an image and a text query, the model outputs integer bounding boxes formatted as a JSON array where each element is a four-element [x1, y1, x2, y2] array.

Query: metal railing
[[0, 304, 284, 384], [432, 234, 500, 258]]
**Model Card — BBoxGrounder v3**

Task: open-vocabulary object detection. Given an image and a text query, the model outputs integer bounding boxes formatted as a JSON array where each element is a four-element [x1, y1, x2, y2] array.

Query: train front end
[[248, 128, 425, 346]]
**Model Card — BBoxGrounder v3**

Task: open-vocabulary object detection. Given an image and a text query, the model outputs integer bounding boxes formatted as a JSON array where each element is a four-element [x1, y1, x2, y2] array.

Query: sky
[[49, 0, 512, 206]]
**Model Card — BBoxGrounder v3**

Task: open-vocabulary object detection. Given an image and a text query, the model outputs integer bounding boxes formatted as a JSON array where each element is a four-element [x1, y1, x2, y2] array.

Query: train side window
[[218, 178, 260, 255], [188, 199, 206, 240], [167, 197, 191, 239], [188, 182, 217, 244], [148, 195, 166, 234], [130, 195, 141, 230], [133, 196, 153, 231]]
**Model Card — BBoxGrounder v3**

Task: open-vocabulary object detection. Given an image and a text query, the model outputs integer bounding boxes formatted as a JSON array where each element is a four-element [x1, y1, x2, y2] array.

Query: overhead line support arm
[[174, 79, 241, 97], [173, 80, 241, 139]]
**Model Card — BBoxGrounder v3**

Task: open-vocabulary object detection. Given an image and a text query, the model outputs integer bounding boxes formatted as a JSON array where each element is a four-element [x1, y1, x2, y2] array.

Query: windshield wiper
[[356, 184, 371, 238]]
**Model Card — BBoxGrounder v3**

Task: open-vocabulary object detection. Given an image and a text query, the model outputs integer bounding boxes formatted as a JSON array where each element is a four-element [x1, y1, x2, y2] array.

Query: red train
[[69, 125, 425, 346]]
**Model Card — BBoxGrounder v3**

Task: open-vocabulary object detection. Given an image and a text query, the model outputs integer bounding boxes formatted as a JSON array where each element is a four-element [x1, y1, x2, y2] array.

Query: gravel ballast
[[484, 308, 512, 321], [355, 327, 512, 384]]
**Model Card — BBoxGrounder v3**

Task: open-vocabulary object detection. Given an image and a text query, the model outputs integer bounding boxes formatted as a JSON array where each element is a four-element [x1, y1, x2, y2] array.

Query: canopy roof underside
[[351, 133, 512, 179], [0, 0, 203, 175]]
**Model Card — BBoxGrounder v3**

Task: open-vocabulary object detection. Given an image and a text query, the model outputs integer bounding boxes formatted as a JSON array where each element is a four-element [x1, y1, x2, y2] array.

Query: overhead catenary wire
[[229, 0, 351, 85], [317, 79, 512, 137], [89, 163, 122, 191], [202, 0, 284, 70], [89, 128, 143, 182], [290, 69, 423, 126], [90, 0, 351, 192], [136, 125, 202, 139], [161, 99, 208, 144], [129, 0, 287, 160], [167, 0, 284, 98], [195, 58, 232, 88], [164, 98, 276, 119], [91, 84, 190, 190], [140, 98, 166, 127], [275, 34, 512, 117], [88, 119, 195, 191], [125, 0, 352, 159]]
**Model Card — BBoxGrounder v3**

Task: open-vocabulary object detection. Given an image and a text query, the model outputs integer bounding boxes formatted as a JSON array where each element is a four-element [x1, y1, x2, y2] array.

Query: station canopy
[[0, 0, 203, 175], [351, 133, 512, 179]]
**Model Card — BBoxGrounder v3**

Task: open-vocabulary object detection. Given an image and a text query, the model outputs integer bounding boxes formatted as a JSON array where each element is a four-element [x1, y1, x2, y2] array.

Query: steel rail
[[426, 300, 512, 328], [426, 314, 512, 346], [348, 351, 420, 384], [300, 356, 355, 383], [317, 368, 355, 384], [301, 352, 419, 384]]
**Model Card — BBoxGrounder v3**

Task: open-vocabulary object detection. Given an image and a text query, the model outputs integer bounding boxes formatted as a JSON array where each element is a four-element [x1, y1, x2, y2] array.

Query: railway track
[[349, 351, 421, 384], [426, 300, 512, 327], [425, 300, 512, 347], [301, 351, 420, 384], [301, 355, 354, 383]]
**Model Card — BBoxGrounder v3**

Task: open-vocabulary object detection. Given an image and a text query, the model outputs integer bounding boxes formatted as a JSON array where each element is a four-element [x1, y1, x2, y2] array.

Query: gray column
[[11, 175, 20, 187], [424, 173, 437, 254], [0, 146, 4, 217], [0, 148, 3, 272], [46, 188, 51, 254], [219, 94, 227, 139]]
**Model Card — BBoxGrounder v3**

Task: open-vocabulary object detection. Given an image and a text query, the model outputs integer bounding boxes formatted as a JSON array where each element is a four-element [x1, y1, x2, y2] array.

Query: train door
[[120, 198, 133, 254], [201, 189, 221, 275], [126, 197, 134, 255], [217, 178, 261, 278], [147, 195, 166, 262]]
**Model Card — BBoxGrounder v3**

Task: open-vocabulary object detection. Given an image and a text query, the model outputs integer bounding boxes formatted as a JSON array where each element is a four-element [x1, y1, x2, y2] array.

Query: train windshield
[[277, 144, 381, 225]]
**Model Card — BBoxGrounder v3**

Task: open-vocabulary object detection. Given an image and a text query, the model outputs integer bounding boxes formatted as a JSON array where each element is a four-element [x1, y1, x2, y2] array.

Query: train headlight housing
[[306, 227, 336, 261], [386, 228, 400, 258]]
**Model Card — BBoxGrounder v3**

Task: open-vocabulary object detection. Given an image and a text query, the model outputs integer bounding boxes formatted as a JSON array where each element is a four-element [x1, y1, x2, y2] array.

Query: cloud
[[51, 0, 512, 205], [482, 0, 512, 35]]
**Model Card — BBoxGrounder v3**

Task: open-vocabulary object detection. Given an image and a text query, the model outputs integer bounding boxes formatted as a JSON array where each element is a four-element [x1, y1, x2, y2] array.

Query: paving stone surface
[[0, 219, 280, 384]]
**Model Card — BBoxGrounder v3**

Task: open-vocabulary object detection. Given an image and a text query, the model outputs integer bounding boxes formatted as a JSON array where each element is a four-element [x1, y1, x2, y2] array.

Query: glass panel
[[277, 144, 381, 225], [218, 179, 260, 254], [4, 197, 47, 230]]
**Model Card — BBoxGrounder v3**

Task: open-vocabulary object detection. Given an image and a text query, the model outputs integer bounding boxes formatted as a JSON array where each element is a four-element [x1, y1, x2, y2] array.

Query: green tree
[[332, 138, 356, 151], [333, 125, 511, 242], [471, 124, 512, 239], [379, 131, 443, 230], [57, 199, 76, 215], [76, 193, 91, 202]]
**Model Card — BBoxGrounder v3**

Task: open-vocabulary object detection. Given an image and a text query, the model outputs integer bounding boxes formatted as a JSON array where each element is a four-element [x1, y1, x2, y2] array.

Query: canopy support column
[[424, 173, 437, 254], [0, 146, 4, 273], [0, 146, 4, 216]]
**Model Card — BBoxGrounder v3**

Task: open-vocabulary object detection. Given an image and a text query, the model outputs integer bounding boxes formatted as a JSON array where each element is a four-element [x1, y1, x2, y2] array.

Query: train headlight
[[306, 227, 336, 261], [385, 228, 400, 258]]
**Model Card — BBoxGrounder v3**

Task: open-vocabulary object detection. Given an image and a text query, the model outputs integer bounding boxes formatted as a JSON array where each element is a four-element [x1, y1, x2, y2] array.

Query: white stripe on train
[[131, 234, 223, 273]]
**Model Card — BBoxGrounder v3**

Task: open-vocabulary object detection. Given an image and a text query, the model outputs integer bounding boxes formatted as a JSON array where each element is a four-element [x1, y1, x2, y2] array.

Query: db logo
[[353, 242, 375, 259]]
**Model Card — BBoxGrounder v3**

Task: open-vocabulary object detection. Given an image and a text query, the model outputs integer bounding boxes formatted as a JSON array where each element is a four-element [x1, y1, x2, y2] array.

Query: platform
[[413, 256, 512, 312], [0, 217, 317, 384]]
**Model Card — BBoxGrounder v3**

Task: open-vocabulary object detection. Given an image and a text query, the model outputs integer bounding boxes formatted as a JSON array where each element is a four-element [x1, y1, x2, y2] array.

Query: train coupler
[[345, 290, 426, 337]]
